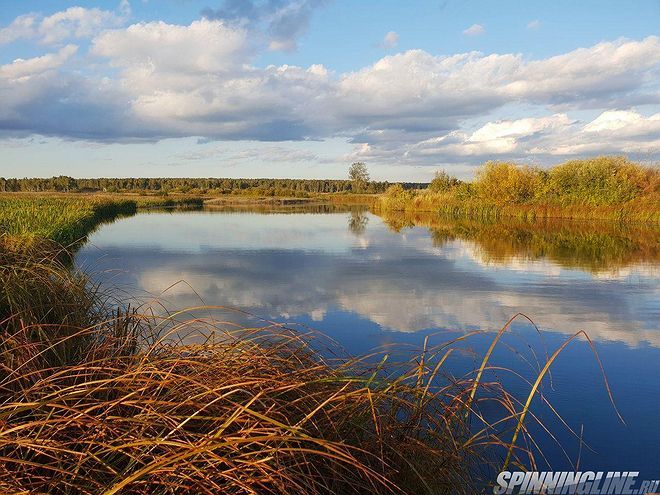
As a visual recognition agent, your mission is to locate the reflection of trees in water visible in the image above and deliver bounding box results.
[378,210,659,274]
[348,210,369,236]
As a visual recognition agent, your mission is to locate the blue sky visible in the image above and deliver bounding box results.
[1,0,659,180]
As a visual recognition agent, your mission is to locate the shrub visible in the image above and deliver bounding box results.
[378,184,416,211]
[429,171,461,193]
[475,162,545,205]
[545,156,658,205]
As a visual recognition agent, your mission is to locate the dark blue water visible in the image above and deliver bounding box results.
[76,208,660,478]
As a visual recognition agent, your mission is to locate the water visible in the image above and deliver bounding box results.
[76,207,660,478]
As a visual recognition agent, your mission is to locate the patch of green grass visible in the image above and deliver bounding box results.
[0,197,137,247]
[0,194,204,248]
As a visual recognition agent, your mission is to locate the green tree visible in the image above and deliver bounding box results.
[348,162,370,192]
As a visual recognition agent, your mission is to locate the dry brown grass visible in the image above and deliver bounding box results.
[0,314,505,494]
[0,239,622,494]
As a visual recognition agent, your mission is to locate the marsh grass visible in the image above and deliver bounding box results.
[0,190,628,493]
[377,157,660,223]
[0,194,204,249]
[0,196,136,247]
[0,238,625,494]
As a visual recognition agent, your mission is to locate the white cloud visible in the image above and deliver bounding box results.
[0,6,128,46]
[583,109,660,134]
[0,45,78,80]
[0,15,37,44]
[381,31,399,49]
[92,19,250,73]
[526,20,541,30]
[548,110,660,155]
[400,110,660,162]
[463,23,485,36]
[0,5,659,168]
[334,37,660,136]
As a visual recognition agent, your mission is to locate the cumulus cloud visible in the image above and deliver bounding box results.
[463,23,485,36]
[0,5,128,45]
[0,45,78,80]
[91,19,251,73]
[373,110,660,164]
[0,2,659,167]
[86,18,335,141]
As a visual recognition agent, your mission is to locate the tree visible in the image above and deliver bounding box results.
[348,162,370,192]
[429,170,461,192]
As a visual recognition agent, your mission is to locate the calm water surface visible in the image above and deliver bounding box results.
[76,207,660,477]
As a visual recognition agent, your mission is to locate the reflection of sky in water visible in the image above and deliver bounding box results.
[78,210,658,346]
[76,209,660,477]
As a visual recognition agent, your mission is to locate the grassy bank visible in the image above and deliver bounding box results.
[0,195,501,493]
[0,238,552,494]
[377,157,659,223]
[0,194,203,248]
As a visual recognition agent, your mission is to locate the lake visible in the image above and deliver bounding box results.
[76,206,660,478]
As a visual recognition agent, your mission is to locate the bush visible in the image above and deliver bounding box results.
[378,184,416,210]
[475,162,545,205]
[429,171,461,193]
[546,156,659,205]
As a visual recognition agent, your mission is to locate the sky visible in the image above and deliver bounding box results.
[0,0,659,180]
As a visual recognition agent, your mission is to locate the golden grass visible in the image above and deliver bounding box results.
[2,241,620,493]
[377,157,660,223]
[5,306,601,494]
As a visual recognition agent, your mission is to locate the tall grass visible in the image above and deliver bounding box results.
[0,194,204,249]
[0,239,625,493]
[0,197,136,247]
[377,156,660,223]
[0,240,519,494]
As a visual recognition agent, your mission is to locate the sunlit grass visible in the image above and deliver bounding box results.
[0,194,203,248]
[0,238,625,493]
[0,185,630,493]
[377,156,660,222]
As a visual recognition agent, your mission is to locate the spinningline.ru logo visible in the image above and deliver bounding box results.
[493,471,660,495]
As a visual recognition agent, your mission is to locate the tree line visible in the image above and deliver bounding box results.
[0,176,427,196]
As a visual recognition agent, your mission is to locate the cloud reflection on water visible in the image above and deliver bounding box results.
[76,210,659,347]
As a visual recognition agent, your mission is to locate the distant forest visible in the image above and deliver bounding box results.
[0,176,427,196]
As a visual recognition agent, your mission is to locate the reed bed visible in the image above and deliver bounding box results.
[0,196,136,248]
[0,193,625,493]
[377,157,660,223]
[0,319,484,494]
[0,195,204,249]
